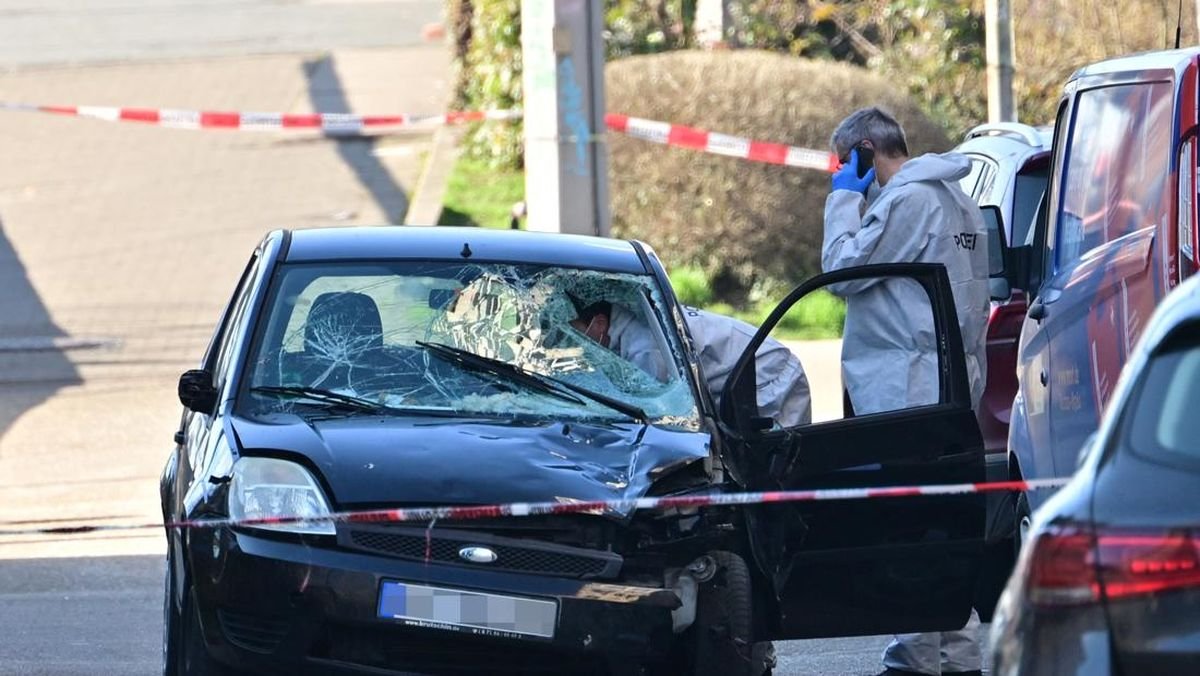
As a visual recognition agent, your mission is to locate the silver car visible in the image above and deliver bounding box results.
[989,273,1200,675]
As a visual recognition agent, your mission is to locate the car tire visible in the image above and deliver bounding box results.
[689,551,774,676]
[1015,492,1032,556]
[163,558,182,676]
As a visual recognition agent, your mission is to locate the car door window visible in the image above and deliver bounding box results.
[745,274,943,424]
[1039,100,1071,291]
[212,254,262,388]
[1125,322,1200,462]
[1057,82,1172,269]
[1011,163,1049,249]
[959,154,997,201]
[722,265,986,639]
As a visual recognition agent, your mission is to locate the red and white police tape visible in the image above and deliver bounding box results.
[0,101,522,133]
[0,101,840,171]
[0,477,1068,539]
[603,113,840,172]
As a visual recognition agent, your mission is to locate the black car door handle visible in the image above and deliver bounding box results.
[173,430,185,445]
[1028,300,1047,322]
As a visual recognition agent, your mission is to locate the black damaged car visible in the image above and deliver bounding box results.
[162,226,1003,675]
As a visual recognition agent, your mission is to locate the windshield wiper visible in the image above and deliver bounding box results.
[250,385,389,414]
[416,341,649,424]
[417,341,584,406]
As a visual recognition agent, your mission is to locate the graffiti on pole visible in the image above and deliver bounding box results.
[557,57,590,177]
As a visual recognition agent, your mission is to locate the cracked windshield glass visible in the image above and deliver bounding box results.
[241,261,698,426]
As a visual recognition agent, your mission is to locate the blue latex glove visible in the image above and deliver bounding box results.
[831,148,876,195]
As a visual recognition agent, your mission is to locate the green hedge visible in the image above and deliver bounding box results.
[607,50,949,306]
[461,0,523,169]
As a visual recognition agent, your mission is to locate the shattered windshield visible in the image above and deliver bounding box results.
[238,261,699,427]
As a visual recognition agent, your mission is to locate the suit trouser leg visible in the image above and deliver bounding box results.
[882,632,942,675]
[881,609,981,675]
[939,609,982,672]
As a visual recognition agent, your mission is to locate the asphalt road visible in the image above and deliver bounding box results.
[0,2,981,674]
[0,554,906,676]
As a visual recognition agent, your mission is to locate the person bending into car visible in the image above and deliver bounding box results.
[824,107,990,676]
[571,300,812,427]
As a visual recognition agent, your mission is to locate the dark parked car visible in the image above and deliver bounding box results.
[162,227,995,675]
[990,274,1200,675]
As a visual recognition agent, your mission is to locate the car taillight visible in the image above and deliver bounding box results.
[1096,531,1200,599]
[1027,526,1098,606]
[987,295,1028,341]
[1026,526,1200,607]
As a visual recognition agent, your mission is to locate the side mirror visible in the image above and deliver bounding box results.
[178,369,218,413]
[980,205,1007,278]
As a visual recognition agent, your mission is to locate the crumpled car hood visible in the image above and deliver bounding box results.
[230,415,711,517]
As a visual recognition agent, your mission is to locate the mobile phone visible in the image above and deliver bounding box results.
[854,145,875,179]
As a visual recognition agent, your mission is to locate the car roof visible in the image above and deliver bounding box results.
[1071,47,1200,81]
[956,123,1052,159]
[279,226,650,274]
[955,124,1052,187]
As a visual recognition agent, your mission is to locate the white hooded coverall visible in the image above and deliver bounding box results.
[683,307,812,428]
[823,152,989,675]
[604,305,811,427]
[607,304,672,383]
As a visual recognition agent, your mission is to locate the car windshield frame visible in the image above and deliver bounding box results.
[235,259,701,428]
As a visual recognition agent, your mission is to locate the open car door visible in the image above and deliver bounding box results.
[721,263,986,639]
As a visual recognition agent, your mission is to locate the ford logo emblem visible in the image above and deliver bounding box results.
[458,546,498,564]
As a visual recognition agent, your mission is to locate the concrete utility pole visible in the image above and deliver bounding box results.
[521,0,611,236]
[695,0,733,48]
[985,0,1016,123]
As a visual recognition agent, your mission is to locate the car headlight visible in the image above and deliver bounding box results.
[228,457,336,535]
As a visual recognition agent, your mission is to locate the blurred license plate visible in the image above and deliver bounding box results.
[377,581,557,640]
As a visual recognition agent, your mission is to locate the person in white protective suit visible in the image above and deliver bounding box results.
[823,107,989,676]
[568,301,811,427]
[681,306,811,428]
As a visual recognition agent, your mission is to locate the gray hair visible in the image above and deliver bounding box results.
[830,107,910,159]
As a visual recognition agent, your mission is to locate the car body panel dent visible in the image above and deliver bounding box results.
[230,415,710,516]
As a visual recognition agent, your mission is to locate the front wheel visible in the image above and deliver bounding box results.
[689,551,774,676]
[1015,492,1032,556]
[163,558,182,676]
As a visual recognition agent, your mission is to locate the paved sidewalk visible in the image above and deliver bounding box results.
[0,45,449,559]
[0,0,442,68]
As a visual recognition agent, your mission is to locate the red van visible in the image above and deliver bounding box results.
[1010,48,1200,517]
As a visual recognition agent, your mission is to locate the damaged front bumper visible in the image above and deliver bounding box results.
[187,526,686,674]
